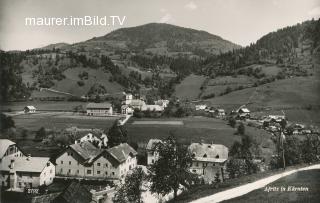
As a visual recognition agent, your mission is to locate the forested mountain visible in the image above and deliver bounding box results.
[201,19,320,77]
[70,23,241,56]
[1,19,319,102]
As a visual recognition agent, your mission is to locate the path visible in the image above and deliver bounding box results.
[190,164,320,203]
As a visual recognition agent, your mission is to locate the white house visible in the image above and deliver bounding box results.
[154,100,170,108]
[237,107,250,118]
[121,105,134,115]
[188,143,228,183]
[215,109,226,117]
[0,156,55,190]
[55,142,137,180]
[86,103,113,116]
[24,106,36,113]
[195,104,207,111]
[75,132,108,148]
[141,105,164,112]
[146,139,163,165]
[0,139,25,161]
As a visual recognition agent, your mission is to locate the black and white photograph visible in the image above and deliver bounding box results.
[0,0,320,202]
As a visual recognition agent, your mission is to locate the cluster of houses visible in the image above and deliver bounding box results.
[121,93,169,115]
[85,93,169,117]
[195,104,226,118]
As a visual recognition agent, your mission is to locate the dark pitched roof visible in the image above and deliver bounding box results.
[54,182,92,203]
[69,141,103,164]
[86,102,112,109]
[106,143,137,164]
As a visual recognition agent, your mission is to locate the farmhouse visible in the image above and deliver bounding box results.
[55,142,137,180]
[141,104,164,112]
[75,132,108,148]
[154,99,170,108]
[0,139,25,161]
[121,105,134,115]
[86,102,113,116]
[188,143,228,183]
[24,105,36,113]
[215,109,226,117]
[146,139,163,165]
[0,156,55,190]
[236,107,250,118]
[195,104,207,111]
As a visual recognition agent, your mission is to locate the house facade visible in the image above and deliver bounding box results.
[188,143,228,183]
[86,103,113,116]
[0,139,25,161]
[55,142,137,180]
[0,156,55,190]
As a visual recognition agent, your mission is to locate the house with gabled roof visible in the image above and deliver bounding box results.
[55,142,137,180]
[0,139,25,161]
[0,156,55,190]
[188,143,228,183]
[86,102,113,116]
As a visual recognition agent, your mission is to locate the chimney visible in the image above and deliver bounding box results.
[9,159,15,169]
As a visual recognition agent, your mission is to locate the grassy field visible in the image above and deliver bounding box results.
[11,112,117,131]
[127,117,275,160]
[174,74,207,100]
[53,67,124,96]
[0,101,86,112]
[224,169,320,203]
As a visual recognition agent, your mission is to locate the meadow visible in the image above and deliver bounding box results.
[174,74,207,100]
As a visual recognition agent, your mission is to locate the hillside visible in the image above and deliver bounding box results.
[70,23,241,56]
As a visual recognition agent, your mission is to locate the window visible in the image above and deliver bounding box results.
[152,159,154,164]
[77,170,79,174]
[97,163,101,166]
[192,170,196,173]
[112,172,115,176]
[105,172,108,175]
[50,169,52,174]
[61,161,63,164]
[196,162,199,167]
[87,170,92,174]
[97,171,101,174]
[215,155,219,158]
[67,152,70,156]
[19,182,22,187]
[69,161,71,165]
[105,163,108,167]
[68,169,71,174]
[203,154,207,158]
[60,168,63,173]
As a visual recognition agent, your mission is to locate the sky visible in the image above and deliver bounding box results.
[0,0,320,51]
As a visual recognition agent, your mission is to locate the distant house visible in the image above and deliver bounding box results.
[195,104,207,111]
[0,139,25,161]
[86,103,113,116]
[237,107,250,118]
[121,105,134,115]
[154,100,170,108]
[24,106,36,113]
[55,142,137,179]
[0,156,55,190]
[215,109,226,117]
[75,132,108,148]
[141,105,164,112]
[188,143,228,183]
[146,139,163,165]
[268,115,285,122]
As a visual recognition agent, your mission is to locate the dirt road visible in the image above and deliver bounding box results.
[190,164,320,203]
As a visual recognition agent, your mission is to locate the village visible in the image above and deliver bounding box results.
[1,91,319,203]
